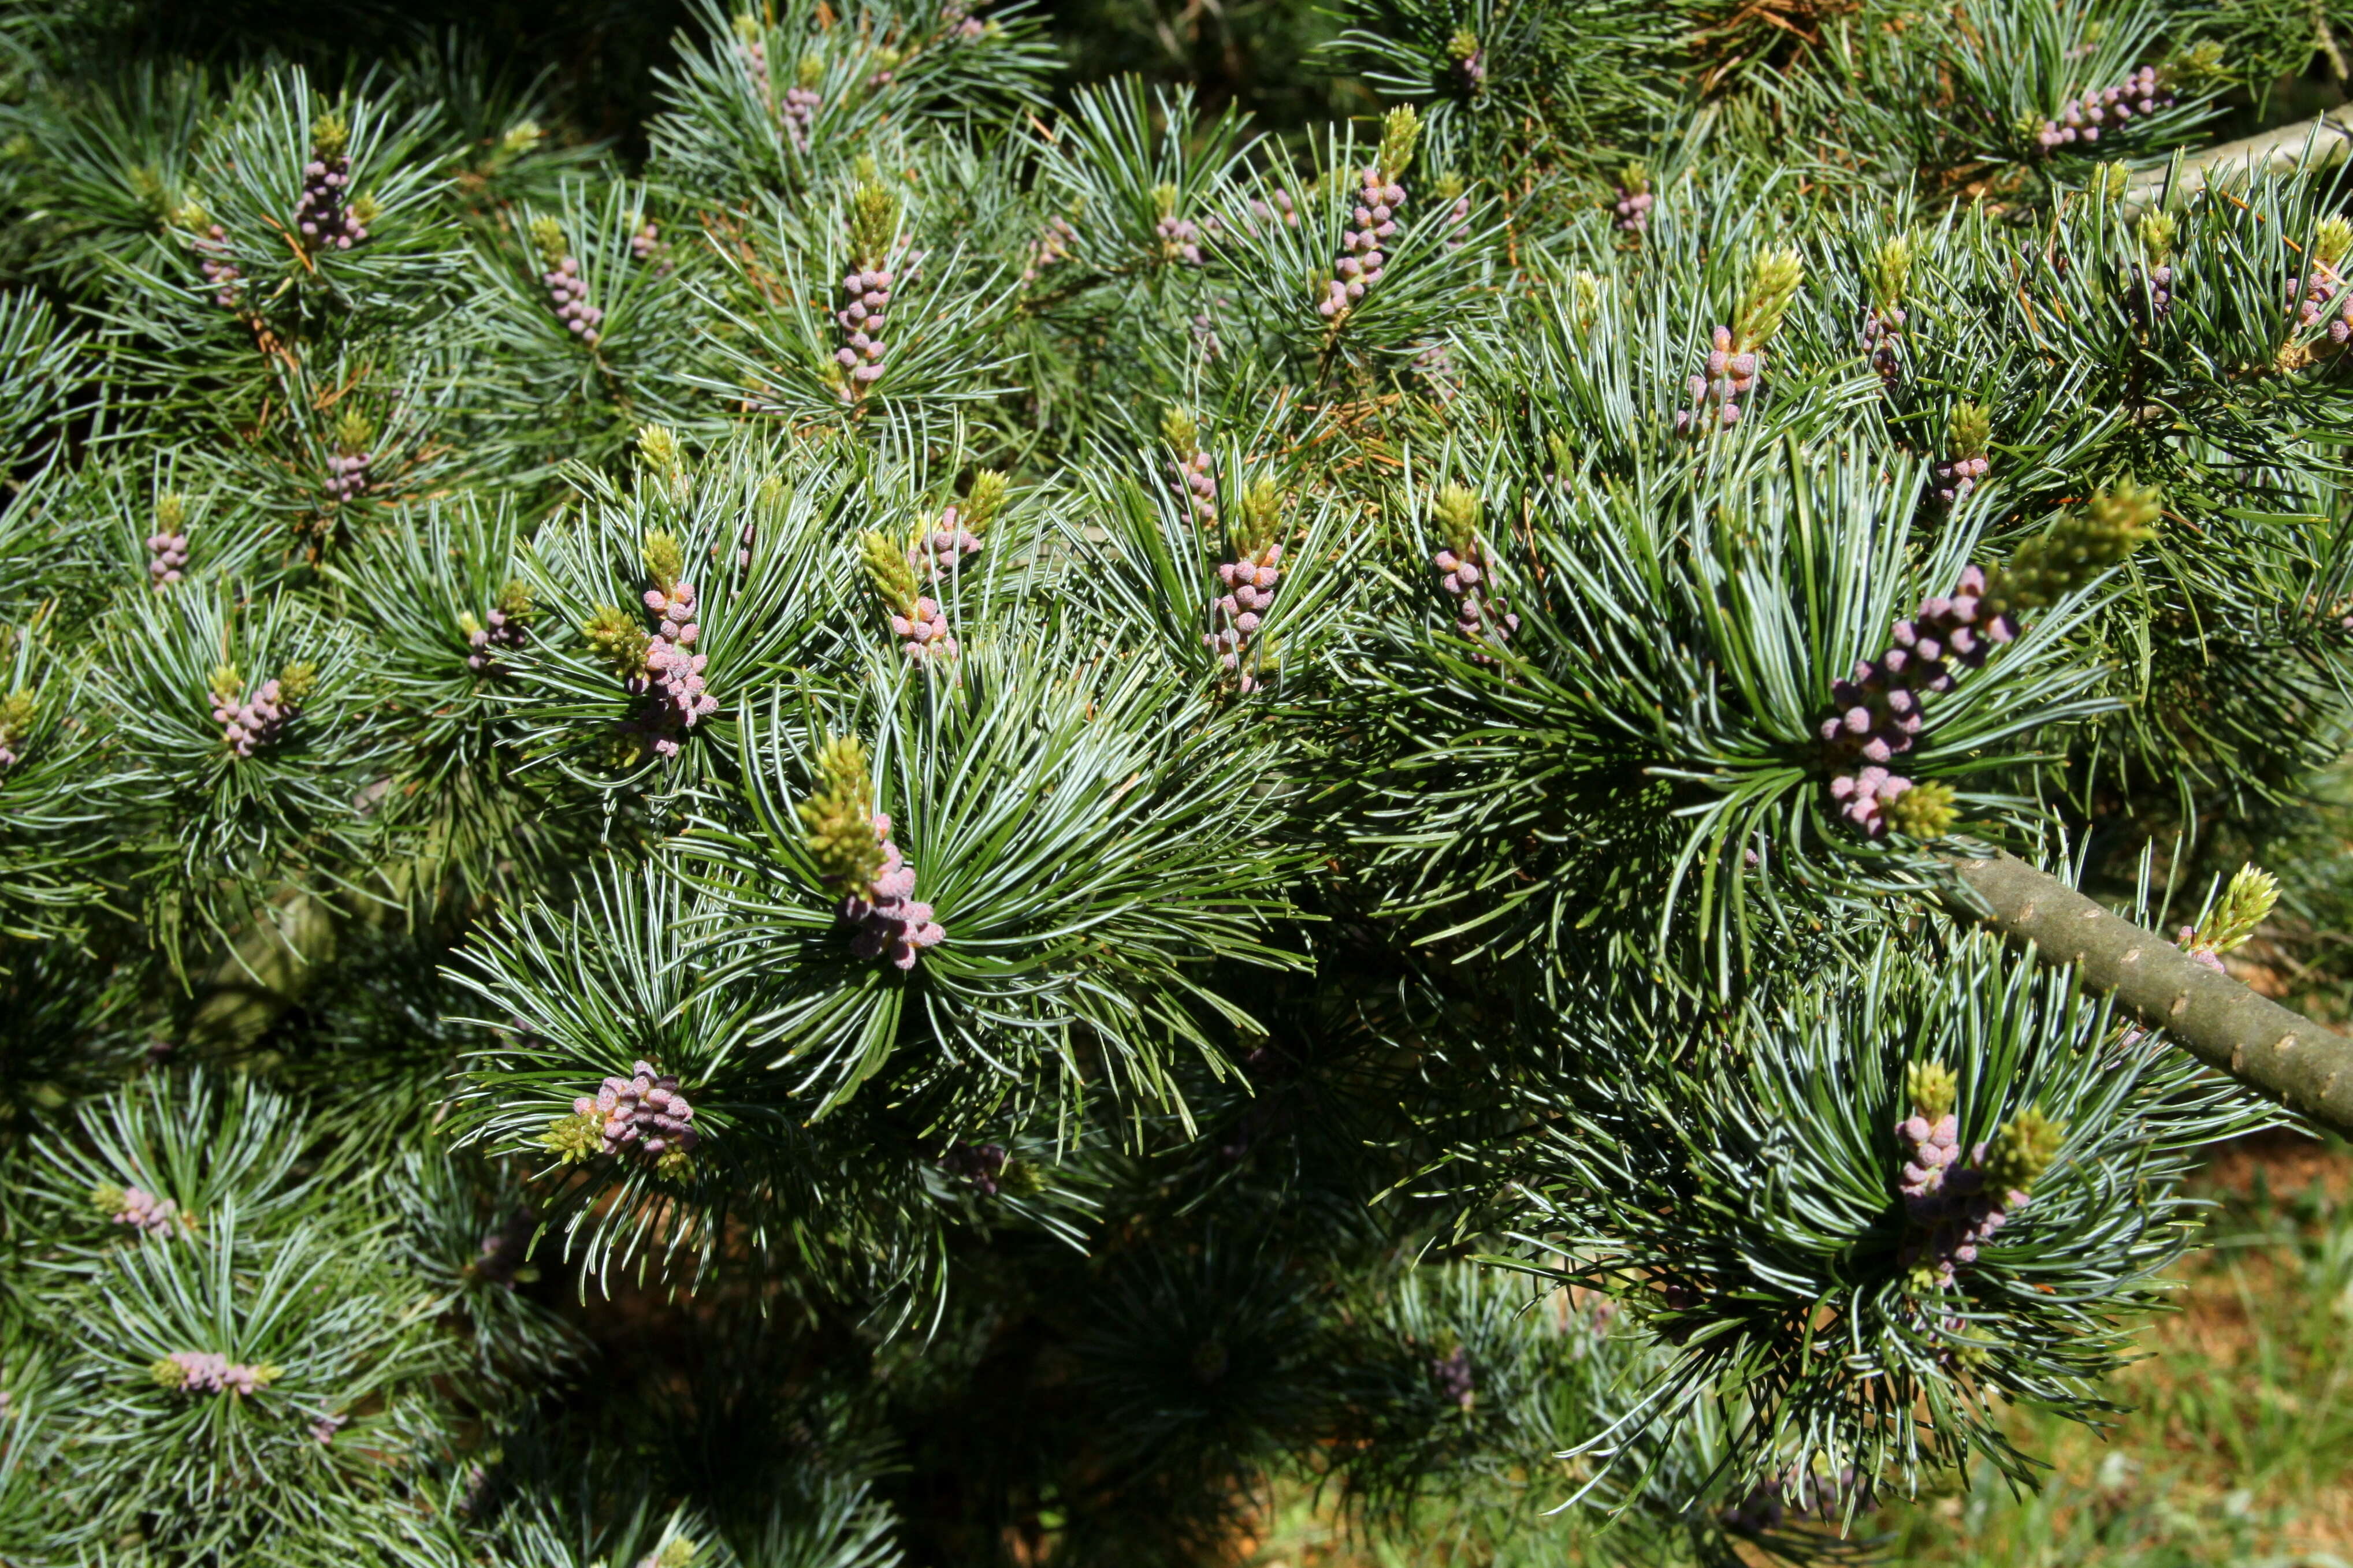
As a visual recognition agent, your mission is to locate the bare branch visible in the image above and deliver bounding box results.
[2125,105,2353,211]
[1943,852,2353,1137]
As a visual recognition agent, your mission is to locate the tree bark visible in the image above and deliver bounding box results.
[1942,852,2353,1138]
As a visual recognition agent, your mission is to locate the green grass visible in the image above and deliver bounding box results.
[1241,1135,2353,1568]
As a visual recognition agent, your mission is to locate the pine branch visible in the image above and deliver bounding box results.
[2125,103,2353,210]
[184,887,337,1053]
[1945,853,2353,1137]
[2314,0,2350,92]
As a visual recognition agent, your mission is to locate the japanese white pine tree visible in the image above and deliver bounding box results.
[3,0,2353,1563]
